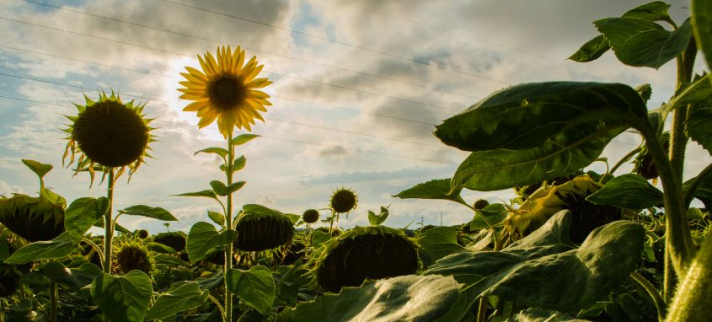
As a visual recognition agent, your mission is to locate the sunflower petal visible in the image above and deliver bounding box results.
[198,54,214,76]
[182,101,207,112]
[245,64,264,82]
[206,52,220,75]
[246,78,271,88]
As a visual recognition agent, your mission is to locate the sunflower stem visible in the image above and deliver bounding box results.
[225,133,235,322]
[103,167,115,322]
[49,282,58,322]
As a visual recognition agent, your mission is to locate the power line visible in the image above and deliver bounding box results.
[0,94,456,165]
[159,0,511,85]
[0,16,461,113]
[0,44,438,126]
[19,0,485,102]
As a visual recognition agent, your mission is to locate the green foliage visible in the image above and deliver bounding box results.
[367,206,389,226]
[5,232,76,264]
[568,35,610,62]
[278,275,464,322]
[692,0,712,69]
[187,222,236,262]
[393,178,464,202]
[90,271,153,322]
[417,226,465,268]
[586,174,664,209]
[145,281,208,320]
[665,235,712,321]
[470,203,508,231]
[426,211,645,312]
[231,133,260,146]
[65,197,109,241]
[119,205,177,222]
[226,265,276,316]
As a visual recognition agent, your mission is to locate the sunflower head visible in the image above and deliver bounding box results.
[330,188,358,214]
[63,90,155,184]
[135,229,149,239]
[179,45,272,138]
[473,199,490,210]
[116,242,153,275]
[302,209,320,224]
[151,232,187,253]
[0,194,65,242]
[233,206,294,252]
[312,226,420,293]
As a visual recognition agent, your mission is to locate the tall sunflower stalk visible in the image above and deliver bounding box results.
[179,45,271,322]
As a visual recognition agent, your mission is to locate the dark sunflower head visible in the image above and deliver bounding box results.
[63,90,155,185]
[234,207,295,252]
[0,194,65,242]
[473,199,490,210]
[136,229,149,239]
[302,209,320,224]
[151,232,187,253]
[116,242,153,275]
[559,191,622,244]
[330,188,358,214]
[313,226,420,293]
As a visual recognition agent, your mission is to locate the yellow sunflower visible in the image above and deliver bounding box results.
[62,90,155,184]
[178,46,272,138]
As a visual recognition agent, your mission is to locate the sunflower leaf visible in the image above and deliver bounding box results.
[226,266,275,316]
[693,0,712,69]
[210,180,229,196]
[207,210,225,226]
[232,155,247,173]
[621,1,671,22]
[65,197,110,242]
[568,35,610,62]
[175,190,219,201]
[393,178,464,203]
[226,181,246,195]
[5,232,78,264]
[91,271,153,322]
[187,222,237,262]
[586,174,664,209]
[21,159,53,182]
[119,205,178,222]
[145,281,208,320]
[367,206,389,226]
[194,147,229,160]
[231,134,260,146]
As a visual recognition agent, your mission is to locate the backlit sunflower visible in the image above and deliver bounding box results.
[178,45,272,138]
[62,90,155,184]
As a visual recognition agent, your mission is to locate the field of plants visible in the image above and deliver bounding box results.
[1,1,712,321]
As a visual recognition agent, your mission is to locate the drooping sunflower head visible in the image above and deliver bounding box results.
[151,231,187,253]
[233,205,294,252]
[0,194,65,242]
[302,209,320,224]
[116,242,153,275]
[311,226,420,293]
[179,45,272,138]
[330,188,358,214]
[62,90,155,183]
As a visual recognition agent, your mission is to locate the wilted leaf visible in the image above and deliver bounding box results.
[426,211,645,312]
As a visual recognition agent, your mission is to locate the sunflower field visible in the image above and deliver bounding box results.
[1,1,712,321]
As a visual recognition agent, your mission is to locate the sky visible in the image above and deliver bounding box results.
[0,0,709,233]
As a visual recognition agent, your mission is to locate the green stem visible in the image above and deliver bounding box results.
[225,134,235,322]
[103,168,115,322]
[207,294,226,320]
[476,297,487,322]
[630,272,666,321]
[49,282,58,322]
[684,162,712,207]
[609,147,642,176]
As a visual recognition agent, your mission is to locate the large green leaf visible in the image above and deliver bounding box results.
[393,178,464,203]
[688,102,712,155]
[145,281,209,320]
[43,261,102,292]
[187,222,236,262]
[435,82,646,152]
[226,265,276,316]
[621,1,671,22]
[5,232,77,264]
[418,226,465,268]
[277,275,464,322]
[587,174,664,209]
[65,197,109,242]
[426,211,645,312]
[119,205,177,222]
[450,127,623,191]
[665,74,712,113]
[470,203,508,231]
[595,18,692,69]
[692,0,712,69]
[568,35,610,63]
[91,271,153,322]
[684,174,712,208]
